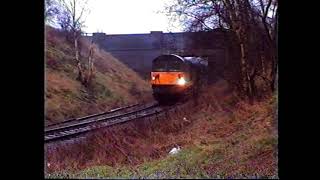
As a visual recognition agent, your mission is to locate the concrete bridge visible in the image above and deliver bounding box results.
[84,28,239,80]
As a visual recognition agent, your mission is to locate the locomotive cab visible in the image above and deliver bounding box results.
[151,54,208,102]
[151,55,192,95]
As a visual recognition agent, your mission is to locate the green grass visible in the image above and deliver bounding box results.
[45,96,277,178]
[254,136,277,153]
[45,76,277,178]
[46,145,225,179]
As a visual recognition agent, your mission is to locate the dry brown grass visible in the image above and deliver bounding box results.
[45,26,152,125]
[45,79,277,178]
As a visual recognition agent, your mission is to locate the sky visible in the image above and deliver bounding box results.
[82,0,183,34]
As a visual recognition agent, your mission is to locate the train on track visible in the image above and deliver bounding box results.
[150,54,208,102]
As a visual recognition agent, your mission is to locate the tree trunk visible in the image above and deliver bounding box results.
[271,7,278,92]
[86,43,94,86]
[248,75,255,104]
[224,0,260,102]
[240,42,249,96]
[270,59,277,92]
[74,33,83,83]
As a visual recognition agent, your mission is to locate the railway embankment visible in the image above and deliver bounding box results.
[45,79,278,178]
[45,26,152,126]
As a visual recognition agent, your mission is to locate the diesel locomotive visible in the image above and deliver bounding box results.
[150,54,208,102]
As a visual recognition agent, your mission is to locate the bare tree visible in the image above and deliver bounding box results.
[56,0,94,86]
[165,0,277,103]
[258,0,278,91]
[45,0,60,25]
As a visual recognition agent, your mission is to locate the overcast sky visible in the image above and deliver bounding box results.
[82,0,183,34]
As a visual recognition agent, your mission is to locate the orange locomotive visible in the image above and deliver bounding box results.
[151,54,208,102]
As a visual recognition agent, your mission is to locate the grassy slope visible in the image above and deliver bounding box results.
[45,27,152,125]
[45,80,278,178]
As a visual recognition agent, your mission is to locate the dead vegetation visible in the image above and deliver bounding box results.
[45,79,277,178]
[45,26,152,125]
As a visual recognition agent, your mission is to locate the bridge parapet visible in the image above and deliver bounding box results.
[87,29,237,78]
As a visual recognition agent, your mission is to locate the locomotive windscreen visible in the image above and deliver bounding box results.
[152,55,185,72]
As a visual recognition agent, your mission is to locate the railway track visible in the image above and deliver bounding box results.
[45,103,142,129]
[44,101,171,143]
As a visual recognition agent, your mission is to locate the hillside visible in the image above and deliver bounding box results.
[45,26,152,125]
[45,79,278,178]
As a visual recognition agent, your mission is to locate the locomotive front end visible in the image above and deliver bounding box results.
[151,55,192,96]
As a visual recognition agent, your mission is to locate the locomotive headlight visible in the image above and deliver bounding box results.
[177,77,186,86]
[152,74,159,81]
